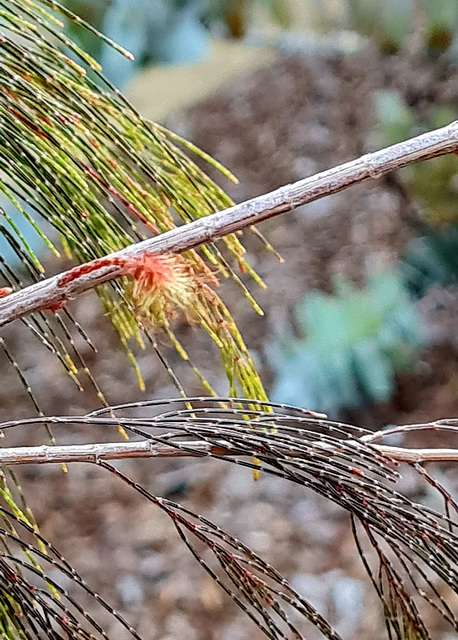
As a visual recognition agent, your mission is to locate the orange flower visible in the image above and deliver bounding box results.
[123,253,215,327]
[57,252,217,328]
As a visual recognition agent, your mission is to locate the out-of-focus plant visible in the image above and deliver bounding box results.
[375,90,458,302]
[374,90,458,227]
[345,0,458,57]
[425,0,458,55]
[372,90,418,147]
[269,270,422,415]
[59,0,110,58]
[402,224,458,297]
[203,0,291,38]
[63,0,291,87]
[62,1,211,88]
[99,0,209,87]
[345,0,414,55]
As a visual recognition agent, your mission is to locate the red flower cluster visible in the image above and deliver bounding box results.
[58,252,214,327]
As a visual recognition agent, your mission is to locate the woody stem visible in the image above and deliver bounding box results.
[1,120,458,326]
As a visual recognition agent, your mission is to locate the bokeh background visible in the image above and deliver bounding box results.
[1,1,457,638]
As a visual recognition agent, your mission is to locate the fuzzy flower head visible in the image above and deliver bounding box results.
[122,252,217,328]
[56,251,218,329]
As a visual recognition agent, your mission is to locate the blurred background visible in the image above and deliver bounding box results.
[1,1,457,638]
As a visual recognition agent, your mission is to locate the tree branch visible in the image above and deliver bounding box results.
[0,439,456,466]
[1,121,458,326]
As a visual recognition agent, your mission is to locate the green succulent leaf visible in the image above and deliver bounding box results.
[270,269,423,415]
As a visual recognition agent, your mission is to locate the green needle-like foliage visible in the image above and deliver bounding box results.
[0,4,455,640]
[0,5,270,636]
[0,0,268,403]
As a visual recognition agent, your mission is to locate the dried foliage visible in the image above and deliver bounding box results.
[0,399,456,639]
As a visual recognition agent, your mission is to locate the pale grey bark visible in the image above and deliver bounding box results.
[0,439,455,465]
[1,120,458,326]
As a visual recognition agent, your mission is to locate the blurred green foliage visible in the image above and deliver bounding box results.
[269,271,422,415]
[62,0,291,87]
[346,0,458,56]
[374,90,458,227]
[402,225,458,297]
[60,0,111,58]
[203,0,291,37]
[346,0,414,55]
[69,0,210,87]
[374,90,458,301]
[425,0,458,54]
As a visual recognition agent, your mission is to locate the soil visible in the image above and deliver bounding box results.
[0,50,457,639]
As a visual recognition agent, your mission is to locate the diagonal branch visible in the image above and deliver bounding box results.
[1,121,458,326]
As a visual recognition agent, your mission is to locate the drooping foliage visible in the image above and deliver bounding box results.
[0,399,456,639]
[0,0,270,404]
[0,3,271,637]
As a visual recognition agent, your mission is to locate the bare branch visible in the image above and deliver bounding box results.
[373,445,458,463]
[0,439,456,466]
[1,121,458,326]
